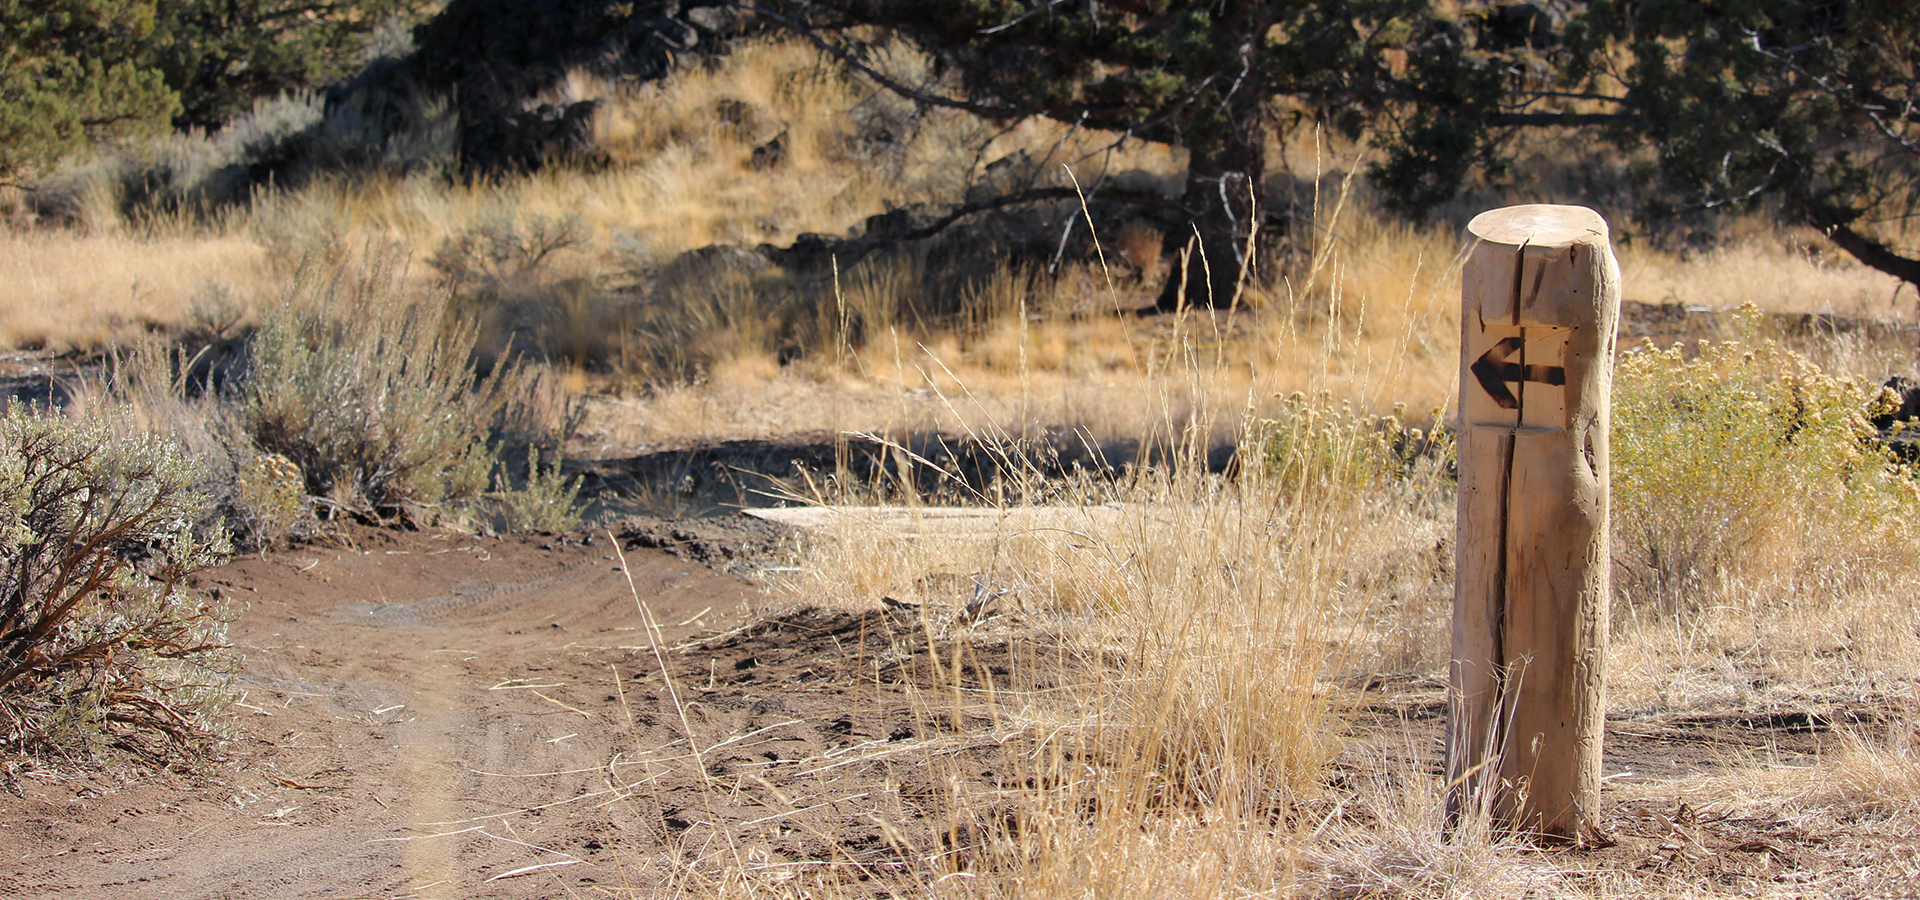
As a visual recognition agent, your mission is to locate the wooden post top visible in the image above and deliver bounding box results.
[1462,204,1618,331]
[1467,205,1610,250]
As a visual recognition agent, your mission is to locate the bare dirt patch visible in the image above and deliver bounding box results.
[1339,677,1909,895]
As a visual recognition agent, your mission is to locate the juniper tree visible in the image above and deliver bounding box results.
[750,0,1578,309]
[0,0,177,182]
[1,0,421,182]
[141,0,422,130]
[1582,0,1920,284]
[1360,0,1920,285]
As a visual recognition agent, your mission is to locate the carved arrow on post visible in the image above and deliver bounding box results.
[1471,336,1567,410]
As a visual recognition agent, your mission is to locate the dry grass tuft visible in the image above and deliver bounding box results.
[1621,230,1908,319]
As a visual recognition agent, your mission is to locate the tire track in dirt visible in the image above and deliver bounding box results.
[395,650,459,899]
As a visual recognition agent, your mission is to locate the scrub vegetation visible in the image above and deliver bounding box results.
[5,1,1920,895]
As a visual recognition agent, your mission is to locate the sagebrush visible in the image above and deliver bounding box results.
[0,406,236,762]
[241,249,552,525]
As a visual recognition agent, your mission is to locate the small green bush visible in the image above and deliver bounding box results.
[79,333,314,551]
[488,446,583,534]
[0,406,236,762]
[1611,311,1917,611]
[241,250,545,526]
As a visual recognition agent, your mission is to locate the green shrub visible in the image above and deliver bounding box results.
[0,406,236,762]
[1256,392,1451,494]
[76,332,317,551]
[140,0,420,131]
[240,250,545,526]
[0,1,177,184]
[1611,311,1917,611]
[487,446,582,534]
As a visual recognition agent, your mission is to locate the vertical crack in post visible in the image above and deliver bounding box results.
[1493,241,1528,775]
[1510,240,1529,417]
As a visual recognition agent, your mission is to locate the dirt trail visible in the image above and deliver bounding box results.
[0,525,849,899]
[1,518,1887,896]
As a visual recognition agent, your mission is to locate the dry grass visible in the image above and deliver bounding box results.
[0,231,270,351]
[569,193,1470,453]
[233,39,1179,264]
[751,240,1464,896]
[1620,228,1910,319]
[4,39,1907,426]
[776,485,1459,898]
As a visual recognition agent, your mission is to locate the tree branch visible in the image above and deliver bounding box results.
[730,1,1212,136]
[891,187,1186,244]
[728,2,1031,119]
[768,186,1189,269]
[1795,196,1920,286]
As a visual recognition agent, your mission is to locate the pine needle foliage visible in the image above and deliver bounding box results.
[0,0,177,182]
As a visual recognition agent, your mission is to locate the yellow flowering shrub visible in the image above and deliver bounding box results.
[1611,309,1916,611]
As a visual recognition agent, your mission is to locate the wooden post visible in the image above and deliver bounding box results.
[1448,205,1620,840]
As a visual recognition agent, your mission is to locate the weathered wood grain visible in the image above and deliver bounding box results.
[1448,204,1620,840]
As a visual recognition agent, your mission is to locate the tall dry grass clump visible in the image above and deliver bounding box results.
[950,470,1447,895]
[1619,230,1906,319]
[773,417,1461,895]
[772,250,1465,894]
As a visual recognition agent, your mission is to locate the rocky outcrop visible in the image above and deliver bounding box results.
[459,100,607,173]
[1872,376,1920,432]
[1872,375,1920,462]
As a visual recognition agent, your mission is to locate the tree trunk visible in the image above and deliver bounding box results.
[1155,117,1266,311]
